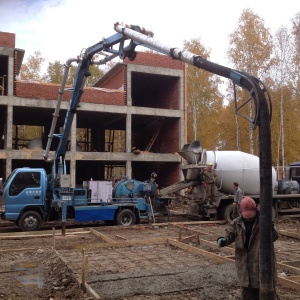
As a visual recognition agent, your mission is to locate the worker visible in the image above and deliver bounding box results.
[149,172,166,215]
[217,197,278,300]
[148,172,160,213]
[232,182,243,218]
[201,162,217,205]
[150,172,157,184]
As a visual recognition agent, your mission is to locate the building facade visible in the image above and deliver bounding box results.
[0,31,187,188]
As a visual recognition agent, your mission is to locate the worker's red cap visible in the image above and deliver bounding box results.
[240,197,257,219]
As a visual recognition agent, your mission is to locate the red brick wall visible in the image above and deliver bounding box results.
[15,81,125,105]
[0,32,15,48]
[124,52,185,70]
[99,66,126,89]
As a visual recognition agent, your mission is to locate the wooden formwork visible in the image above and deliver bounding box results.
[1,221,300,299]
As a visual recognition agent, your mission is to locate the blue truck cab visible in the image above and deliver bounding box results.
[0,168,48,230]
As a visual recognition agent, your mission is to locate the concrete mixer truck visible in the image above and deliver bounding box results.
[156,141,300,222]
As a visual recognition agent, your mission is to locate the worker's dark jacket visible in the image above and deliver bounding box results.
[219,214,278,288]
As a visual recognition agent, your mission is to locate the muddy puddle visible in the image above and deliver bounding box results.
[14,262,44,288]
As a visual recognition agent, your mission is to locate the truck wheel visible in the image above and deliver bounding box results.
[116,209,136,226]
[222,204,235,223]
[18,211,42,232]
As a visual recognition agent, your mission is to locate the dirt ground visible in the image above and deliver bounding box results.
[0,216,300,300]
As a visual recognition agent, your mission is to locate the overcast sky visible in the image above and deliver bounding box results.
[0,0,299,71]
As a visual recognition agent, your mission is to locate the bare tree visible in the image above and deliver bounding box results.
[273,27,293,178]
[291,12,300,97]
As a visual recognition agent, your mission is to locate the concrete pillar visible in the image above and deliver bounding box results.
[5,158,12,179]
[6,105,12,150]
[70,159,76,187]
[126,68,132,107]
[125,66,132,179]
[126,113,132,153]
[126,160,132,178]
[71,114,77,152]
[179,67,186,182]
[7,55,14,96]
[179,70,186,146]
[126,113,132,178]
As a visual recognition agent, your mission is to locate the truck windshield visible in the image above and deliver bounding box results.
[9,171,41,196]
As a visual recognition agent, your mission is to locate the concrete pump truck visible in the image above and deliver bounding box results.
[0,23,275,233]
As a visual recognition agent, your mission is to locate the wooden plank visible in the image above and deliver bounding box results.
[172,224,209,235]
[278,262,300,275]
[277,276,300,291]
[174,228,235,255]
[0,230,90,240]
[82,250,88,292]
[115,235,127,240]
[279,230,300,240]
[52,227,56,253]
[152,220,226,227]
[288,275,300,282]
[173,225,222,240]
[84,282,102,300]
[279,229,299,233]
[0,247,37,253]
[225,255,235,261]
[0,227,90,237]
[89,228,116,243]
[0,269,18,274]
[180,235,197,243]
[280,260,300,267]
[55,237,168,250]
[167,238,233,264]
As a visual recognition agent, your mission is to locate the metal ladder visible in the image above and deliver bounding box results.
[145,118,164,152]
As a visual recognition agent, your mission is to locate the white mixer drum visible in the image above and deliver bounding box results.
[206,151,276,195]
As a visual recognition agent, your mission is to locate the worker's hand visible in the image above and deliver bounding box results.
[217,237,226,247]
[232,202,237,206]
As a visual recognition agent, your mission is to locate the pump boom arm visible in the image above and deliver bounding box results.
[112,23,274,298]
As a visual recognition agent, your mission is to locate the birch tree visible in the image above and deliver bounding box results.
[19,51,46,81]
[227,8,273,155]
[183,38,223,149]
[272,27,293,178]
[291,12,300,97]
[47,60,104,86]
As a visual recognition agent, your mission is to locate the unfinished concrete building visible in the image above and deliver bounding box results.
[0,31,186,188]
